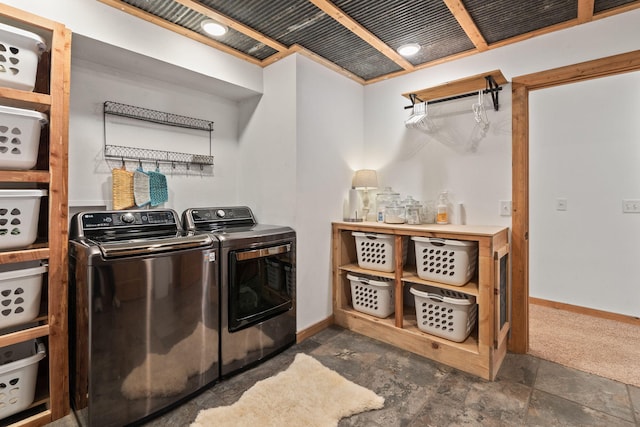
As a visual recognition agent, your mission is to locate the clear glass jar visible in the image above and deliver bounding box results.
[421,200,436,224]
[406,204,422,225]
[376,187,400,222]
[402,196,422,225]
[384,200,405,224]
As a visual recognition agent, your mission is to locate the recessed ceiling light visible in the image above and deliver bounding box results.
[397,43,421,57]
[201,19,228,37]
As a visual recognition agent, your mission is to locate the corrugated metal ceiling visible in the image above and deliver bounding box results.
[104,0,640,83]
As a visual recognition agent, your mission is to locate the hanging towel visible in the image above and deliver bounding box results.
[112,166,135,210]
[133,167,151,207]
[148,166,168,206]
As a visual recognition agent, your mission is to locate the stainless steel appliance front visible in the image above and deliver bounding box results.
[183,207,296,377]
[69,209,219,427]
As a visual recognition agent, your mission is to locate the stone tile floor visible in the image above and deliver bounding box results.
[51,325,640,426]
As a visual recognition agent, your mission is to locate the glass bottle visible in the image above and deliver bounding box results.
[436,191,449,224]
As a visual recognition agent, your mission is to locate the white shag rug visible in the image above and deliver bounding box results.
[190,353,385,427]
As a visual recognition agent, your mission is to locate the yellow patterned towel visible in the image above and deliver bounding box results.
[112,166,135,210]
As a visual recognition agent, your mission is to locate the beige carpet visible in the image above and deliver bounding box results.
[190,353,385,427]
[529,303,640,387]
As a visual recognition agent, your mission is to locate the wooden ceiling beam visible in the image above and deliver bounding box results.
[174,0,289,52]
[443,0,488,51]
[307,0,415,71]
[577,0,595,23]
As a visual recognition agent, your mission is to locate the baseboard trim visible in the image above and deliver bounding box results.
[296,315,334,343]
[530,297,640,326]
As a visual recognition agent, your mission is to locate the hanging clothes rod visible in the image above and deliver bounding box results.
[404,75,503,111]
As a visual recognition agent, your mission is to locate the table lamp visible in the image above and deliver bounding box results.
[352,169,378,221]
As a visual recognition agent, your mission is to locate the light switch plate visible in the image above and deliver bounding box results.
[499,200,512,216]
[623,199,640,213]
[556,198,567,211]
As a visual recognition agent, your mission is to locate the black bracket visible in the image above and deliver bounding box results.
[485,75,500,111]
[406,93,424,108]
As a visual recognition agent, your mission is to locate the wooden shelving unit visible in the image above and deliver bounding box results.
[332,221,510,380]
[0,5,70,426]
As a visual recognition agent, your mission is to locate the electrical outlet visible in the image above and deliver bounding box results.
[499,200,512,216]
[556,198,567,211]
[623,199,640,213]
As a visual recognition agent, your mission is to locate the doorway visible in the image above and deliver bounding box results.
[509,49,640,353]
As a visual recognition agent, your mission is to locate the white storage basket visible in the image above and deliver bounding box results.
[0,189,47,250]
[412,237,478,286]
[352,232,407,273]
[0,23,47,92]
[0,105,48,170]
[410,286,477,342]
[0,263,46,330]
[347,273,394,318]
[0,339,46,419]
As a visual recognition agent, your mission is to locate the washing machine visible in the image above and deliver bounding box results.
[69,209,219,426]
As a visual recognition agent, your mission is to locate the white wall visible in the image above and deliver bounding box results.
[362,9,640,229]
[295,55,364,330]
[69,53,242,213]
[236,56,297,226]
[530,71,640,317]
[364,82,512,226]
[237,54,364,330]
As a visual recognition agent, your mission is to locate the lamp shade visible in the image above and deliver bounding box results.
[352,169,378,189]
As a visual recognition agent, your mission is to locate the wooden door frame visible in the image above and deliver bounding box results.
[509,49,640,353]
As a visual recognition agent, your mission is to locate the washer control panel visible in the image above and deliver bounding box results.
[81,210,177,229]
[184,206,256,230]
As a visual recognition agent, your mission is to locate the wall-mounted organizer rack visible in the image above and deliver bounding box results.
[103,101,214,171]
[402,70,507,111]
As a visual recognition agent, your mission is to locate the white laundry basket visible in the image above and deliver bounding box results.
[0,189,47,250]
[0,339,46,420]
[352,232,407,273]
[347,273,394,318]
[410,286,477,342]
[412,237,478,286]
[0,105,48,170]
[0,23,47,92]
[0,263,46,330]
